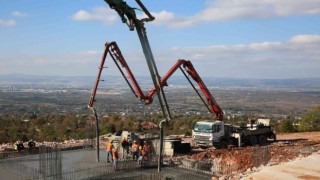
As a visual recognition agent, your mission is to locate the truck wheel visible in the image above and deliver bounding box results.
[258,135,267,145]
[220,142,228,149]
[268,133,276,142]
[200,146,208,149]
[228,139,234,146]
[214,144,221,149]
[249,136,258,146]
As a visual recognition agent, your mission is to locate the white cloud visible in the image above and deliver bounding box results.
[153,34,320,78]
[0,19,16,27]
[138,11,179,26]
[169,35,320,60]
[72,10,91,21]
[71,1,320,28]
[289,34,320,43]
[12,11,28,17]
[0,51,103,76]
[147,0,320,28]
[1,34,319,78]
[71,7,117,24]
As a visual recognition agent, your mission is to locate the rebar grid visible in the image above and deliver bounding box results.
[0,145,272,179]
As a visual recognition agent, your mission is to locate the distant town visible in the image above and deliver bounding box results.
[1,74,320,118]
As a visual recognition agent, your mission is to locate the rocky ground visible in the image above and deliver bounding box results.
[182,131,320,179]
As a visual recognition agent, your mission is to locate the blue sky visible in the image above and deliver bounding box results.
[0,0,320,79]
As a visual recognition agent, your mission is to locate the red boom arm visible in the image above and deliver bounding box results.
[88,41,146,108]
[88,43,223,120]
[145,59,224,120]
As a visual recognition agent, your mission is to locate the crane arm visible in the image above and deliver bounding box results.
[88,41,146,108]
[145,59,224,120]
[88,43,223,120]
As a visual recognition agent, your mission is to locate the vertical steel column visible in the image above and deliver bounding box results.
[135,25,172,122]
[92,108,100,162]
[136,25,171,173]
[158,119,166,172]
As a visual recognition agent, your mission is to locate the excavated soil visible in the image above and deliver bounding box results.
[182,132,320,175]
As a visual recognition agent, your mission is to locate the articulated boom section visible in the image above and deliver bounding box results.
[88,41,146,108]
[108,42,145,100]
[145,59,224,120]
[89,44,223,120]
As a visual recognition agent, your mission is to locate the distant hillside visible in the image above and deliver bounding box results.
[201,77,320,90]
[0,74,320,91]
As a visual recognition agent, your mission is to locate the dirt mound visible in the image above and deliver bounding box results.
[182,132,320,175]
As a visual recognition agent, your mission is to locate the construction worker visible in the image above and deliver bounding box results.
[106,140,114,163]
[137,144,143,165]
[16,140,24,152]
[28,139,36,153]
[138,144,143,157]
[121,138,129,157]
[112,146,119,171]
[143,140,150,159]
[131,140,139,160]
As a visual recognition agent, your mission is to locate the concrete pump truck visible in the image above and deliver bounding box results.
[89,0,276,152]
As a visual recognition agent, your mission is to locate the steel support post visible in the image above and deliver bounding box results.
[91,108,100,162]
[136,26,171,173]
[135,27,172,121]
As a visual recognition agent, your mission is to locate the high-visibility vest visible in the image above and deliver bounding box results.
[113,151,119,160]
[107,143,113,152]
[143,145,150,152]
[132,144,138,152]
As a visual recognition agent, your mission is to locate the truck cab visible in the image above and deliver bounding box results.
[193,119,276,149]
[192,121,226,147]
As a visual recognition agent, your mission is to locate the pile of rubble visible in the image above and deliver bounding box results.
[182,131,320,177]
[185,147,260,174]
[270,140,319,165]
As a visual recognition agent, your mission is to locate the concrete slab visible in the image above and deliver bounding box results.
[0,165,22,180]
[0,148,110,180]
[0,148,214,180]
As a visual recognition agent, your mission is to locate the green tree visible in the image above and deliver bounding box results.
[106,124,116,134]
[0,130,10,143]
[299,106,320,131]
[136,122,142,132]
[279,119,296,132]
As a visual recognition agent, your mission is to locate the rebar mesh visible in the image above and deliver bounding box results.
[252,145,271,167]
[0,145,272,179]
[39,144,62,180]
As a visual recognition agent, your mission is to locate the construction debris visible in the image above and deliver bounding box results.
[180,131,320,176]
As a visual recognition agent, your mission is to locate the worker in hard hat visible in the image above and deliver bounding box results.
[138,144,143,166]
[106,139,114,163]
[121,138,129,158]
[112,146,119,171]
[131,140,139,160]
[143,140,150,159]
[28,139,36,153]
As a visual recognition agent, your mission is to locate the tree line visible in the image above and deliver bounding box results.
[0,106,319,143]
